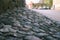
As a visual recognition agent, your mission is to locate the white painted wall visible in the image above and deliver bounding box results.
[53,0,60,10]
[26,0,40,4]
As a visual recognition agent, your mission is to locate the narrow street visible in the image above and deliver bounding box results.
[32,9,60,22]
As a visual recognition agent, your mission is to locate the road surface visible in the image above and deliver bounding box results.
[32,9,60,22]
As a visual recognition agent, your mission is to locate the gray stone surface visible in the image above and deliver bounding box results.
[25,36,42,40]
[0,8,60,40]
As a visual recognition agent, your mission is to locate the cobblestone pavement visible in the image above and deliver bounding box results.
[0,8,60,40]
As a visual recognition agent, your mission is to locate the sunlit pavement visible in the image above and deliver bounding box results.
[32,9,60,22]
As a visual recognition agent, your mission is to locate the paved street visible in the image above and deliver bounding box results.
[32,9,60,22]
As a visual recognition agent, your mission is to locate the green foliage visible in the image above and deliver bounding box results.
[33,3,46,8]
[44,0,53,9]
[32,0,53,9]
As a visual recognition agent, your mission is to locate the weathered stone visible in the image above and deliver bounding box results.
[53,32,60,38]
[25,36,42,40]
[13,21,21,27]
[0,25,12,32]
[45,36,57,40]
[34,33,48,37]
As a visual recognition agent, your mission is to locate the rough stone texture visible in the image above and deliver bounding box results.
[0,7,60,40]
